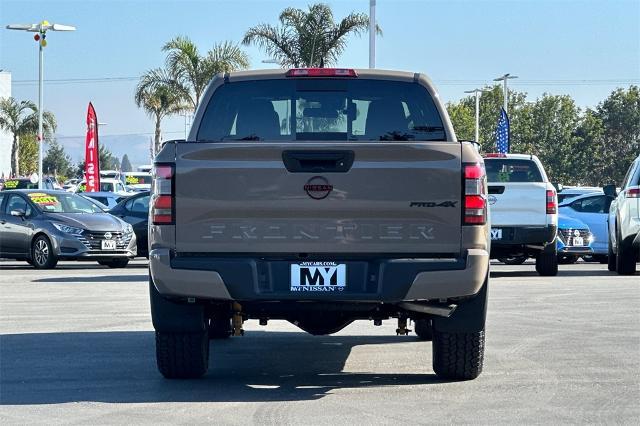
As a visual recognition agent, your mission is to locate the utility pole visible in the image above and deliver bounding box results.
[493,73,518,113]
[369,0,376,68]
[464,88,488,143]
[6,21,75,188]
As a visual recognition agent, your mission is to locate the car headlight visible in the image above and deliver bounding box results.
[124,224,133,234]
[53,223,85,236]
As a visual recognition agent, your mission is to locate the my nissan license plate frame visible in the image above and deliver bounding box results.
[290,261,347,292]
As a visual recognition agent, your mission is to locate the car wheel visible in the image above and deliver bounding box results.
[607,232,617,272]
[208,316,232,339]
[536,244,558,276]
[31,235,58,269]
[156,331,209,379]
[616,229,637,275]
[498,256,527,265]
[414,319,433,341]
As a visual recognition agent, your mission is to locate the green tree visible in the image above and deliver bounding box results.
[594,85,640,185]
[446,101,475,141]
[523,94,582,183]
[135,78,188,153]
[121,154,133,172]
[75,145,120,177]
[138,37,249,111]
[0,97,56,177]
[18,133,38,175]
[448,86,529,152]
[43,139,73,179]
[243,3,380,68]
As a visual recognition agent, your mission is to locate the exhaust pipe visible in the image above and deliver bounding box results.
[398,302,457,318]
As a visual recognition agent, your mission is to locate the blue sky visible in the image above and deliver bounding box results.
[1,0,639,165]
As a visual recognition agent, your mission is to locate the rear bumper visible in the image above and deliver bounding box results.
[149,248,489,302]
[490,225,557,247]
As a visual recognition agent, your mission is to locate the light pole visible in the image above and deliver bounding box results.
[493,73,518,114]
[464,88,489,143]
[369,0,376,68]
[6,21,75,188]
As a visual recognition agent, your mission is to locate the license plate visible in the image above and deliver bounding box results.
[290,262,346,292]
[491,228,503,240]
[571,236,584,246]
[101,240,117,250]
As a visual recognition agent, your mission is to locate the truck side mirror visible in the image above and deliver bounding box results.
[603,184,617,198]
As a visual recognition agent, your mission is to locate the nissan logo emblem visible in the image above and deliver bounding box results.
[488,195,497,205]
[104,232,112,240]
[304,176,333,200]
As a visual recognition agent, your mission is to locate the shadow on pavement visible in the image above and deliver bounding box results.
[33,275,146,283]
[491,269,615,278]
[0,331,440,405]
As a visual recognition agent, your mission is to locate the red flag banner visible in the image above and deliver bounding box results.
[84,102,100,192]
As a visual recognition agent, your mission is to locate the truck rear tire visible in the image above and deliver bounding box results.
[535,244,558,276]
[616,231,637,275]
[155,331,209,379]
[208,316,232,339]
[414,319,433,341]
[432,329,484,380]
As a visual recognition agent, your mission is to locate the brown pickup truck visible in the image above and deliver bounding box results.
[148,68,490,380]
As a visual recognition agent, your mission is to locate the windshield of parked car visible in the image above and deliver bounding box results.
[197,79,446,142]
[27,192,103,213]
[485,159,543,183]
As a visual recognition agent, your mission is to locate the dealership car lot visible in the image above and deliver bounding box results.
[0,259,638,424]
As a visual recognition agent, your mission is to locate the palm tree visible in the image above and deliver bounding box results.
[0,97,56,177]
[243,3,380,68]
[138,37,250,111]
[135,75,189,154]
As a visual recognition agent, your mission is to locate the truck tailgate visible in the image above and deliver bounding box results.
[489,182,548,226]
[174,142,462,254]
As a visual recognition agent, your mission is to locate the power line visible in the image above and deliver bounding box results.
[55,130,185,139]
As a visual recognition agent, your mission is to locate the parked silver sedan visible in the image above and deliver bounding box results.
[0,190,136,269]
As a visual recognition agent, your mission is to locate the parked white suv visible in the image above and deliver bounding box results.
[606,154,640,275]
[484,153,558,275]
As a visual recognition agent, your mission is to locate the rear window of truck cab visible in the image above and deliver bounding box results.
[197,79,446,142]
[485,159,543,183]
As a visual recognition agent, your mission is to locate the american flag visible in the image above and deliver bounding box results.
[495,107,510,154]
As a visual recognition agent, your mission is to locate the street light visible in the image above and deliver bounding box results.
[493,73,518,114]
[6,21,75,189]
[464,88,489,143]
[261,59,280,65]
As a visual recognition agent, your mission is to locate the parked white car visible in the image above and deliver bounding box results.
[606,154,640,275]
[484,153,559,276]
[75,178,130,196]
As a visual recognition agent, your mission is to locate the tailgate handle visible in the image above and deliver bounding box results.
[488,185,505,194]
[282,150,354,173]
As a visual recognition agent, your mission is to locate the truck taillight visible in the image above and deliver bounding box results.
[546,189,557,214]
[152,164,174,225]
[625,187,640,198]
[463,163,487,225]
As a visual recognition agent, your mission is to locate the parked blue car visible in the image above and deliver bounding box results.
[559,192,614,262]
[556,214,593,263]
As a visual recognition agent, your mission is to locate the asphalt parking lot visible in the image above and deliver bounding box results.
[0,259,638,424]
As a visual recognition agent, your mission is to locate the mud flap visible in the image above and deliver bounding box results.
[149,278,207,333]
[432,275,488,333]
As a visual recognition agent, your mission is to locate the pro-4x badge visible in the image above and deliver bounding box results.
[409,201,457,207]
